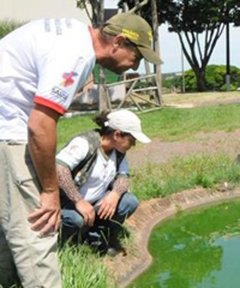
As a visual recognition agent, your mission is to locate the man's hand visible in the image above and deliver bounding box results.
[75,199,95,227]
[28,191,61,237]
[97,191,120,220]
[27,104,61,237]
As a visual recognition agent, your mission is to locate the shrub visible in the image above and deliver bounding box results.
[184,65,240,92]
[0,19,25,39]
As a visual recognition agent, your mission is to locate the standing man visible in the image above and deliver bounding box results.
[0,13,161,288]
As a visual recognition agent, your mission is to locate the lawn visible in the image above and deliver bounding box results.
[58,101,240,147]
[57,97,240,288]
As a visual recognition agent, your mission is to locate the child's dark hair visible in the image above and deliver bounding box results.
[92,110,115,136]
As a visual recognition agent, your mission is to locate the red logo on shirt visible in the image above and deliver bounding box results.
[61,71,78,87]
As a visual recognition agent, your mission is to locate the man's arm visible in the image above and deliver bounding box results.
[27,104,61,236]
[111,175,130,196]
[56,164,82,204]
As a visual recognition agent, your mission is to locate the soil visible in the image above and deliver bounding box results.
[128,129,240,168]
[104,97,240,288]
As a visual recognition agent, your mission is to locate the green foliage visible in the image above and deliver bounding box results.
[184,65,240,92]
[184,70,197,91]
[0,20,24,39]
[76,0,88,9]
[132,153,240,200]
[76,0,101,25]
[162,73,182,90]
[57,102,240,287]
[57,113,97,150]
[118,0,240,29]
[119,0,240,91]
[140,104,240,141]
[59,245,115,288]
[93,64,120,84]
[57,103,240,208]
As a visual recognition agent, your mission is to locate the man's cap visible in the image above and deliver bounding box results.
[103,13,162,65]
[105,109,151,144]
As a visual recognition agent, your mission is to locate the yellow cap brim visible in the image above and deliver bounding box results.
[138,46,163,65]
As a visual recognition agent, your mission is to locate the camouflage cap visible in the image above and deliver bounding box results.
[103,13,162,65]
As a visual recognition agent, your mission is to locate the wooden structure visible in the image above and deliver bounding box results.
[105,73,161,111]
[74,1,162,113]
[103,0,162,112]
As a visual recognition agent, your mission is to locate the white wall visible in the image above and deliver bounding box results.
[0,0,90,23]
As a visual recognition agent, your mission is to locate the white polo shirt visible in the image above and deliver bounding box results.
[0,18,95,141]
[56,136,129,203]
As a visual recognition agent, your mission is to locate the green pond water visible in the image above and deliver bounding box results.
[129,200,240,288]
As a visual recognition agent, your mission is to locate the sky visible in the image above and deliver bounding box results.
[105,0,240,74]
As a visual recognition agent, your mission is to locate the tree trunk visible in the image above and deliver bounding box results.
[98,67,110,111]
[151,0,162,105]
[194,68,207,92]
[98,0,109,112]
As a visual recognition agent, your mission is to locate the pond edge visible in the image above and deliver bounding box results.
[105,186,240,288]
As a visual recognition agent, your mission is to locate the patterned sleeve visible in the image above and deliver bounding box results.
[110,155,130,196]
[111,176,130,196]
[57,163,82,204]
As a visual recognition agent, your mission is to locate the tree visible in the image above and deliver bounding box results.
[118,0,163,104]
[118,0,240,91]
[0,20,24,39]
[76,0,102,26]
[184,64,240,92]
[76,0,110,111]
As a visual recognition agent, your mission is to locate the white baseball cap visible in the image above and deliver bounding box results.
[105,109,151,144]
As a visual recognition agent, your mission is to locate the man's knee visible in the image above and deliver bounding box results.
[61,209,84,229]
[117,192,139,217]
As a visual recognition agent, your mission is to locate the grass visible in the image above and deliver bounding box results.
[131,153,240,200]
[139,104,240,141]
[57,103,240,149]
[0,20,24,39]
[57,113,97,150]
[59,245,115,288]
[56,101,240,287]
